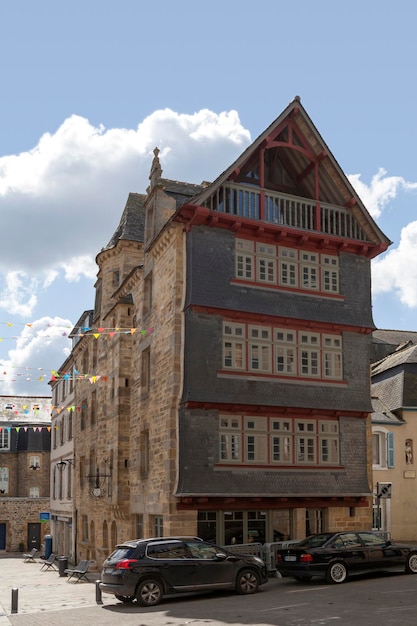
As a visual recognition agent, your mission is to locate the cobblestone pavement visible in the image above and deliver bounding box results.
[0,554,282,626]
[0,554,112,625]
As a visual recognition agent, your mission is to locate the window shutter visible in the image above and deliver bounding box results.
[387,432,395,468]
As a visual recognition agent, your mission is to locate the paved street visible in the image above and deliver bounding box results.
[2,554,417,625]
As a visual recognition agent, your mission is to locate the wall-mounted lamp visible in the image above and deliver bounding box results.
[56,458,75,472]
[87,459,112,497]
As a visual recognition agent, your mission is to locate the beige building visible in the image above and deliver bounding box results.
[0,395,51,552]
[371,337,417,541]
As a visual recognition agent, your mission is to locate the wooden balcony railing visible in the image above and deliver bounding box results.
[201,183,368,241]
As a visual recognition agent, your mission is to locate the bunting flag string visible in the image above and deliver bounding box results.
[0,425,52,433]
[0,369,108,384]
[0,326,154,342]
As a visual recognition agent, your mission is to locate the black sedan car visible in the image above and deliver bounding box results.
[275,531,417,584]
[99,536,268,606]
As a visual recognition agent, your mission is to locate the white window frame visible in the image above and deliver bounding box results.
[244,416,268,463]
[322,335,343,379]
[220,416,241,463]
[321,255,339,293]
[29,486,40,498]
[300,252,319,290]
[235,240,254,280]
[299,332,320,377]
[235,241,340,295]
[0,467,9,493]
[256,242,276,284]
[271,419,293,464]
[0,428,10,450]
[279,247,299,287]
[218,416,340,468]
[223,323,245,370]
[274,328,296,375]
[372,427,394,469]
[248,326,271,373]
[319,421,340,464]
[29,455,40,470]
[295,420,317,464]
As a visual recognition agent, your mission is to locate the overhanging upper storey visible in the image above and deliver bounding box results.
[175,97,391,259]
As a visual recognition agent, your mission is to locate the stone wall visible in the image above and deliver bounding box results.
[0,497,50,551]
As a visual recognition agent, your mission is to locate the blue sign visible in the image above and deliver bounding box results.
[39,512,50,522]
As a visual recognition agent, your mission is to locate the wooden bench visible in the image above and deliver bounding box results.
[40,553,57,571]
[64,559,90,582]
[23,548,38,563]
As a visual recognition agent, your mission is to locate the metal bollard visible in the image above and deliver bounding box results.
[95,580,103,605]
[11,588,18,614]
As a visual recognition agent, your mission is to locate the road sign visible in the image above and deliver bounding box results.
[377,482,392,498]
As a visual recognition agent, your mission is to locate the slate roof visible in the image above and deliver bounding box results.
[373,329,417,345]
[160,178,206,209]
[371,395,403,425]
[371,374,404,414]
[372,342,417,376]
[102,192,146,251]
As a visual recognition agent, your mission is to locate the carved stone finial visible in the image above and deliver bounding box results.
[149,146,162,189]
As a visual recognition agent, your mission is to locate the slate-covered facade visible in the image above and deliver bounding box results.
[58,98,390,565]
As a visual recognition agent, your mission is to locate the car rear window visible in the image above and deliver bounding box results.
[108,547,136,561]
[297,533,335,548]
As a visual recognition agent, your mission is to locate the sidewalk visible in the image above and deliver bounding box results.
[0,554,112,625]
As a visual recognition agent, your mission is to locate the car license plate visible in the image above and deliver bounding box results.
[284,555,297,561]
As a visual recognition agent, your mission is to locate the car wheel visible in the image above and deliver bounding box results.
[405,552,417,574]
[294,575,312,583]
[326,561,348,584]
[115,594,134,603]
[236,569,259,594]
[135,579,164,607]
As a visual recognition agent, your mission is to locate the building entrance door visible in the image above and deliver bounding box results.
[27,523,41,550]
[0,523,6,549]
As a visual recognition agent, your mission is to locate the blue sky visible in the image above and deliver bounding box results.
[1,0,417,395]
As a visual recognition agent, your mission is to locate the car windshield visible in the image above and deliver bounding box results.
[297,533,335,548]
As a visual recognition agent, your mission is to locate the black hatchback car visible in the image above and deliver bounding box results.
[275,531,417,584]
[99,536,268,606]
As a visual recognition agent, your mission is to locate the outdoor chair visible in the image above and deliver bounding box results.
[40,553,57,571]
[64,559,90,582]
[23,547,38,562]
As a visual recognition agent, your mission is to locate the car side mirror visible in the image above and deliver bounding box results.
[215,552,228,560]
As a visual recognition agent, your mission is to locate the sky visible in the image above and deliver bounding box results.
[1,0,417,397]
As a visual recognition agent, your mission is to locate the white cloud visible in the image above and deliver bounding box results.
[372,221,417,307]
[0,316,72,396]
[0,272,39,317]
[0,108,250,279]
[348,168,417,219]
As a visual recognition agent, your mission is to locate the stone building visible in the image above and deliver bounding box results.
[56,97,390,566]
[0,395,51,551]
